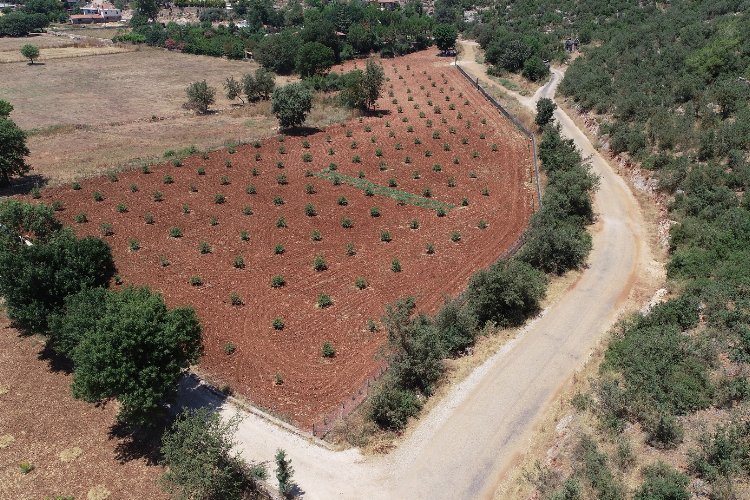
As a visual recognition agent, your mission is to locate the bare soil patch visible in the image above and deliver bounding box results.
[0,317,166,500]
[27,50,534,430]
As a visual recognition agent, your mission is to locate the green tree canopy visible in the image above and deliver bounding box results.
[59,286,202,426]
[346,23,374,55]
[0,199,61,241]
[296,41,335,78]
[0,223,115,332]
[0,11,50,37]
[271,83,313,129]
[20,44,39,64]
[535,97,557,128]
[0,113,31,186]
[255,30,302,75]
[340,59,384,111]
[522,55,549,81]
[132,0,160,21]
[432,23,457,52]
[466,259,547,327]
[185,80,216,114]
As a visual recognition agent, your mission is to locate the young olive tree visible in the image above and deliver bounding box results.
[271,83,313,129]
[185,80,216,114]
[20,43,39,64]
[224,76,244,105]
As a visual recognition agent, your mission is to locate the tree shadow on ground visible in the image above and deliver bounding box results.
[288,483,306,499]
[36,341,74,374]
[111,375,228,465]
[0,174,48,197]
[109,418,168,466]
[282,126,324,137]
[363,109,391,118]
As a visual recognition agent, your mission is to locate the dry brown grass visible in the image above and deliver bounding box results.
[0,45,342,184]
[0,33,78,51]
[51,25,130,40]
[0,45,134,63]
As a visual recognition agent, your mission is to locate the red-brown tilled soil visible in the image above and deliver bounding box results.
[33,50,534,429]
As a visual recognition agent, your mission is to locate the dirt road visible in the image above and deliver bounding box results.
[177,41,656,499]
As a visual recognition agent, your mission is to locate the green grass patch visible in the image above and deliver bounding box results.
[315,168,454,212]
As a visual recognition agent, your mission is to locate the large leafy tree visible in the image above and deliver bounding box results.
[535,97,557,128]
[0,101,31,186]
[62,286,202,426]
[340,59,384,111]
[296,41,335,78]
[161,408,263,499]
[362,59,385,109]
[346,23,374,55]
[0,199,61,241]
[0,209,115,332]
[271,83,313,129]
[132,0,160,21]
[255,30,302,75]
[432,23,457,53]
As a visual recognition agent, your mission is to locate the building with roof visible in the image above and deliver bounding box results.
[70,2,121,24]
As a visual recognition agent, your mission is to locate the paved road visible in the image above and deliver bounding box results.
[177,42,655,499]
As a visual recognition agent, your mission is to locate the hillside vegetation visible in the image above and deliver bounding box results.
[470,1,750,498]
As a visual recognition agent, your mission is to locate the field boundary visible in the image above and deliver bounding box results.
[310,67,540,438]
[455,63,543,209]
[184,372,337,450]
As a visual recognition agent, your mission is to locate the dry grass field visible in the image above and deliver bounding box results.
[1,44,324,184]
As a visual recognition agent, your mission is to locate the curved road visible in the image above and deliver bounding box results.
[178,42,655,499]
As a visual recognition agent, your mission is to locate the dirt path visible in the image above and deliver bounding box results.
[177,41,657,499]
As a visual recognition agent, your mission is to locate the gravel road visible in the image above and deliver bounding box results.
[176,41,656,499]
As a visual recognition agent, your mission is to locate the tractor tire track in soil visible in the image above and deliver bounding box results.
[28,50,533,429]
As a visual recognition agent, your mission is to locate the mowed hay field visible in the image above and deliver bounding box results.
[1,43,309,183]
[0,319,166,500]
[30,50,536,430]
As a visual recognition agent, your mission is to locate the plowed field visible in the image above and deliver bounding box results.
[33,50,534,429]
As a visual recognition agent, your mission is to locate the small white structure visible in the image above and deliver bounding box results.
[70,2,121,24]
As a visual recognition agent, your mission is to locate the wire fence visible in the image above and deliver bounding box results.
[310,364,388,437]
[454,63,543,209]
[309,63,542,439]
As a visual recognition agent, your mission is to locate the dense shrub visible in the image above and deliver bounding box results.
[368,380,423,431]
[634,462,690,500]
[689,421,750,481]
[466,259,547,328]
[161,408,265,499]
[603,300,713,419]
[434,298,478,356]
